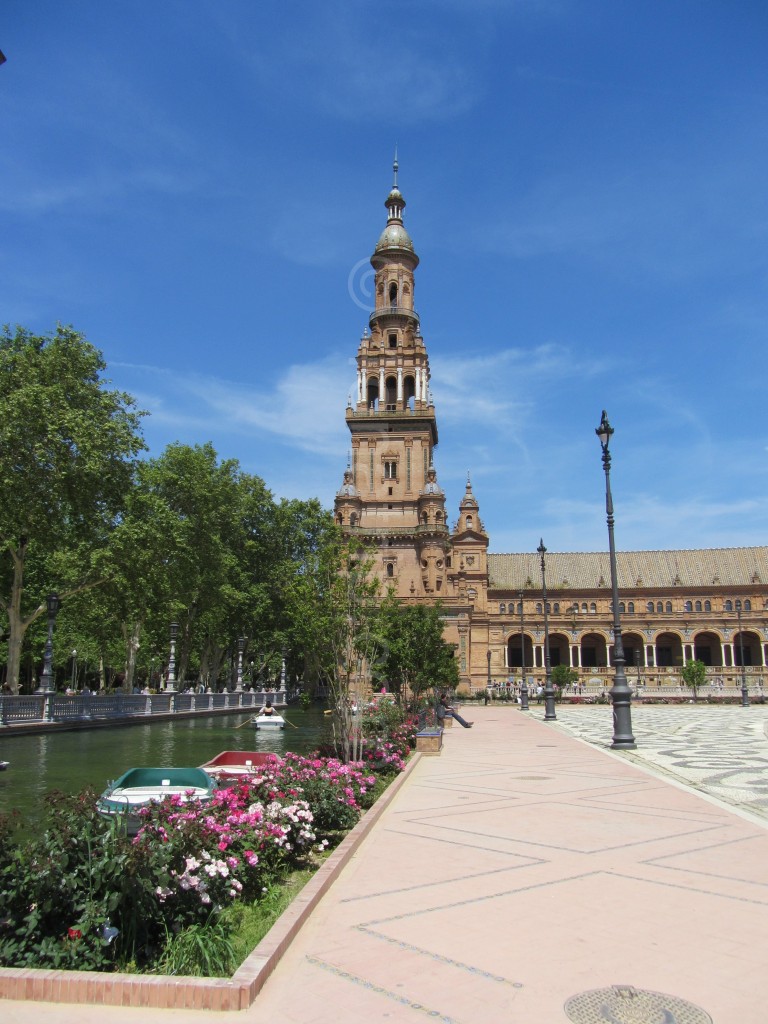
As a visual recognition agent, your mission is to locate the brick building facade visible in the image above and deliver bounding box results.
[335,164,768,694]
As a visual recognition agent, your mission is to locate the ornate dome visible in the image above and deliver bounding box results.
[375,218,414,253]
[336,467,358,497]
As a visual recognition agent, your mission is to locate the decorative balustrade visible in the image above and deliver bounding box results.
[0,689,288,728]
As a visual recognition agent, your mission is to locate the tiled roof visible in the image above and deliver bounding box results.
[488,547,768,592]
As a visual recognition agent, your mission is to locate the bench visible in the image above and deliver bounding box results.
[415,728,443,754]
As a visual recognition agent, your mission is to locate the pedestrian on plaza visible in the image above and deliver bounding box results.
[536,684,543,704]
[436,692,473,728]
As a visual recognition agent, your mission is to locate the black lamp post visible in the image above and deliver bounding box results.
[167,622,179,691]
[486,646,492,695]
[37,592,61,694]
[537,540,557,721]
[71,649,77,692]
[735,601,750,707]
[596,411,636,749]
[634,648,642,696]
[236,637,245,691]
[519,590,529,710]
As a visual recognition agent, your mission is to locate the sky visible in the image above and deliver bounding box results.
[2,1,768,555]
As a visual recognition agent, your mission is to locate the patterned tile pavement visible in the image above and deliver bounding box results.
[4,705,768,1023]
[541,704,768,822]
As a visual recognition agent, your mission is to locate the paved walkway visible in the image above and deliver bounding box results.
[5,705,768,1023]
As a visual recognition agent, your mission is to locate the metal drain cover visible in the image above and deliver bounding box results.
[564,985,712,1023]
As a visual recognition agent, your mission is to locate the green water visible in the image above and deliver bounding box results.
[0,707,331,827]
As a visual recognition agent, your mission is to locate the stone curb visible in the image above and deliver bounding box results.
[0,753,423,1011]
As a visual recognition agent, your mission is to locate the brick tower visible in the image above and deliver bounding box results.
[334,159,450,598]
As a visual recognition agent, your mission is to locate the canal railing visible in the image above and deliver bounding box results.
[0,689,288,729]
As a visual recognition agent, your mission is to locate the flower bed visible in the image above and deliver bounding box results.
[0,750,395,975]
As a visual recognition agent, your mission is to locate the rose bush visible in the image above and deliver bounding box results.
[0,745,407,973]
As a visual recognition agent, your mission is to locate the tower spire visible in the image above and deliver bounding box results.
[393,145,398,189]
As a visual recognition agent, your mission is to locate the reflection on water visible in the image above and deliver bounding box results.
[0,707,331,828]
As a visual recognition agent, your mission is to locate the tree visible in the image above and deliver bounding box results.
[680,659,707,702]
[377,596,459,705]
[551,665,579,692]
[0,325,145,690]
[286,537,381,762]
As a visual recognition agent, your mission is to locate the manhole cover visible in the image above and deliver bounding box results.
[564,985,712,1023]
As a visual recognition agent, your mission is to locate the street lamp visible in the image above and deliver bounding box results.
[37,593,61,694]
[236,637,245,691]
[71,649,78,692]
[634,649,642,696]
[486,646,492,695]
[167,622,179,691]
[596,411,636,749]
[537,540,556,721]
[735,601,750,707]
[519,590,529,711]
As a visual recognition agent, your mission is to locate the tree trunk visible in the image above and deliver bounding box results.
[124,621,142,689]
[3,539,44,692]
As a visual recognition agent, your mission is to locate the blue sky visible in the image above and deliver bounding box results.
[3,1,768,554]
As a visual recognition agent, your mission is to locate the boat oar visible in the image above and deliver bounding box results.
[235,716,254,729]
[282,717,298,729]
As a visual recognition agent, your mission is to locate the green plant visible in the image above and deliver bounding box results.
[156,913,237,977]
[680,659,707,702]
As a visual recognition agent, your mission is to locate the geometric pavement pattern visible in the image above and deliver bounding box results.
[4,706,768,1024]
[544,704,768,822]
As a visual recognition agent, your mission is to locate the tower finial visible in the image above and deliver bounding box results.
[393,145,398,188]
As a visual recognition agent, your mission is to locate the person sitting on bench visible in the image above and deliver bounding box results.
[436,692,473,729]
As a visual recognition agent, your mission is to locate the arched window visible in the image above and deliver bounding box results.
[536,603,542,614]
[466,515,473,529]
[647,602,654,613]
[628,602,635,614]
[336,513,343,525]
[725,600,733,611]
[553,602,560,613]
[619,602,625,613]
[350,512,357,527]
[684,601,692,613]
[421,511,427,525]
[745,599,752,611]
[582,602,588,614]
[704,600,711,612]
[656,602,663,614]
[386,563,394,578]
[665,601,672,613]
[590,602,596,614]
[499,603,506,614]
[389,282,398,306]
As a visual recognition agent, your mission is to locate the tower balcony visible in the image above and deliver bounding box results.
[344,523,450,540]
[369,306,420,330]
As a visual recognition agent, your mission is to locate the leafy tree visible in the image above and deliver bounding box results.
[680,659,707,702]
[377,596,459,705]
[551,665,579,692]
[286,538,380,762]
[0,325,145,690]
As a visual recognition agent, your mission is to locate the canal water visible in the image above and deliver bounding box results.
[0,707,331,828]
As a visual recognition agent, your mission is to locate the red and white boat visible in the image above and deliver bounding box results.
[200,750,277,781]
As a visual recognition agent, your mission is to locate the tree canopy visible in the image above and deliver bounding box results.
[0,325,145,689]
